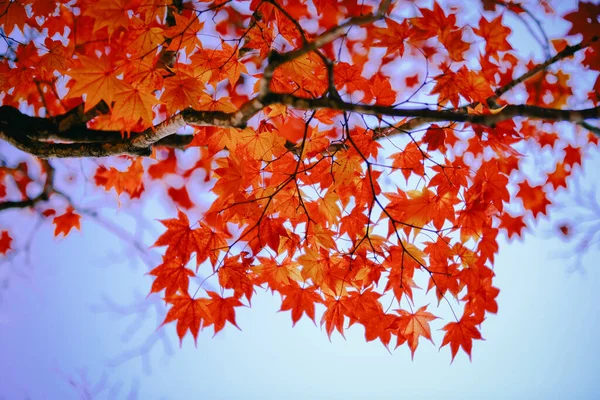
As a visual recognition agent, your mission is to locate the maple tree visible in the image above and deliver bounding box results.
[0,0,599,361]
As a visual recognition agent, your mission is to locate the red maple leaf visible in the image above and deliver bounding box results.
[393,305,438,359]
[162,292,212,344]
[440,315,483,361]
[0,230,12,255]
[279,282,323,326]
[517,180,551,218]
[53,207,81,237]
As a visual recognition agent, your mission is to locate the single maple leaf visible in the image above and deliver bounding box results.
[0,230,12,255]
[546,161,570,191]
[431,67,461,107]
[53,207,81,237]
[564,2,600,42]
[255,256,302,290]
[440,315,483,361]
[439,26,469,62]
[168,185,194,210]
[67,56,126,111]
[388,141,425,182]
[81,0,131,35]
[474,15,512,57]
[205,291,243,335]
[153,209,205,265]
[279,282,323,326]
[165,13,204,53]
[162,72,210,115]
[499,213,526,239]
[334,62,368,95]
[218,255,255,301]
[94,158,144,198]
[148,149,178,180]
[162,292,212,344]
[562,145,582,169]
[387,186,436,229]
[394,305,438,358]
[320,296,346,339]
[369,73,396,106]
[149,256,195,297]
[370,18,411,58]
[517,180,551,218]
[112,83,158,127]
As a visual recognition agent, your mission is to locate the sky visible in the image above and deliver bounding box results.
[2,0,600,399]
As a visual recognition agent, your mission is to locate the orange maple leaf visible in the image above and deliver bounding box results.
[499,213,526,239]
[517,180,551,218]
[474,15,512,57]
[205,291,243,335]
[321,297,347,339]
[149,256,195,297]
[394,305,438,358]
[67,56,126,111]
[94,158,144,198]
[279,282,323,326]
[153,209,204,265]
[162,292,212,344]
[440,315,483,361]
[112,83,158,127]
[53,207,81,237]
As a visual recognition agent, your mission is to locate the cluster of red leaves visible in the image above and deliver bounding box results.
[1,0,599,361]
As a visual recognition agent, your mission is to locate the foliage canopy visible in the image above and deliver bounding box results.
[1,0,599,361]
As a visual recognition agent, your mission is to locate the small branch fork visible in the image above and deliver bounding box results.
[0,1,598,158]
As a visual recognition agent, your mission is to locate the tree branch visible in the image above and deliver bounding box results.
[2,93,599,157]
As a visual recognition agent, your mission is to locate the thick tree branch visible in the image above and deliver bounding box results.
[2,93,599,157]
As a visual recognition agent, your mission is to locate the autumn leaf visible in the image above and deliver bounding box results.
[393,305,438,359]
[53,207,81,237]
[218,256,255,301]
[279,282,323,326]
[165,13,204,53]
[205,291,244,335]
[149,256,195,297]
[499,213,526,239]
[153,210,205,265]
[94,158,144,198]
[255,256,302,290]
[546,162,570,190]
[112,83,158,127]
[369,73,396,106]
[0,230,12,255]
[162,292,212,344]
[67,56,126,111]
[517,180,551,217]
[321,296,346,339]
[440,315,483,361]
[162,72,210,115]
[168,185,194,210]
[474,16,512,57]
